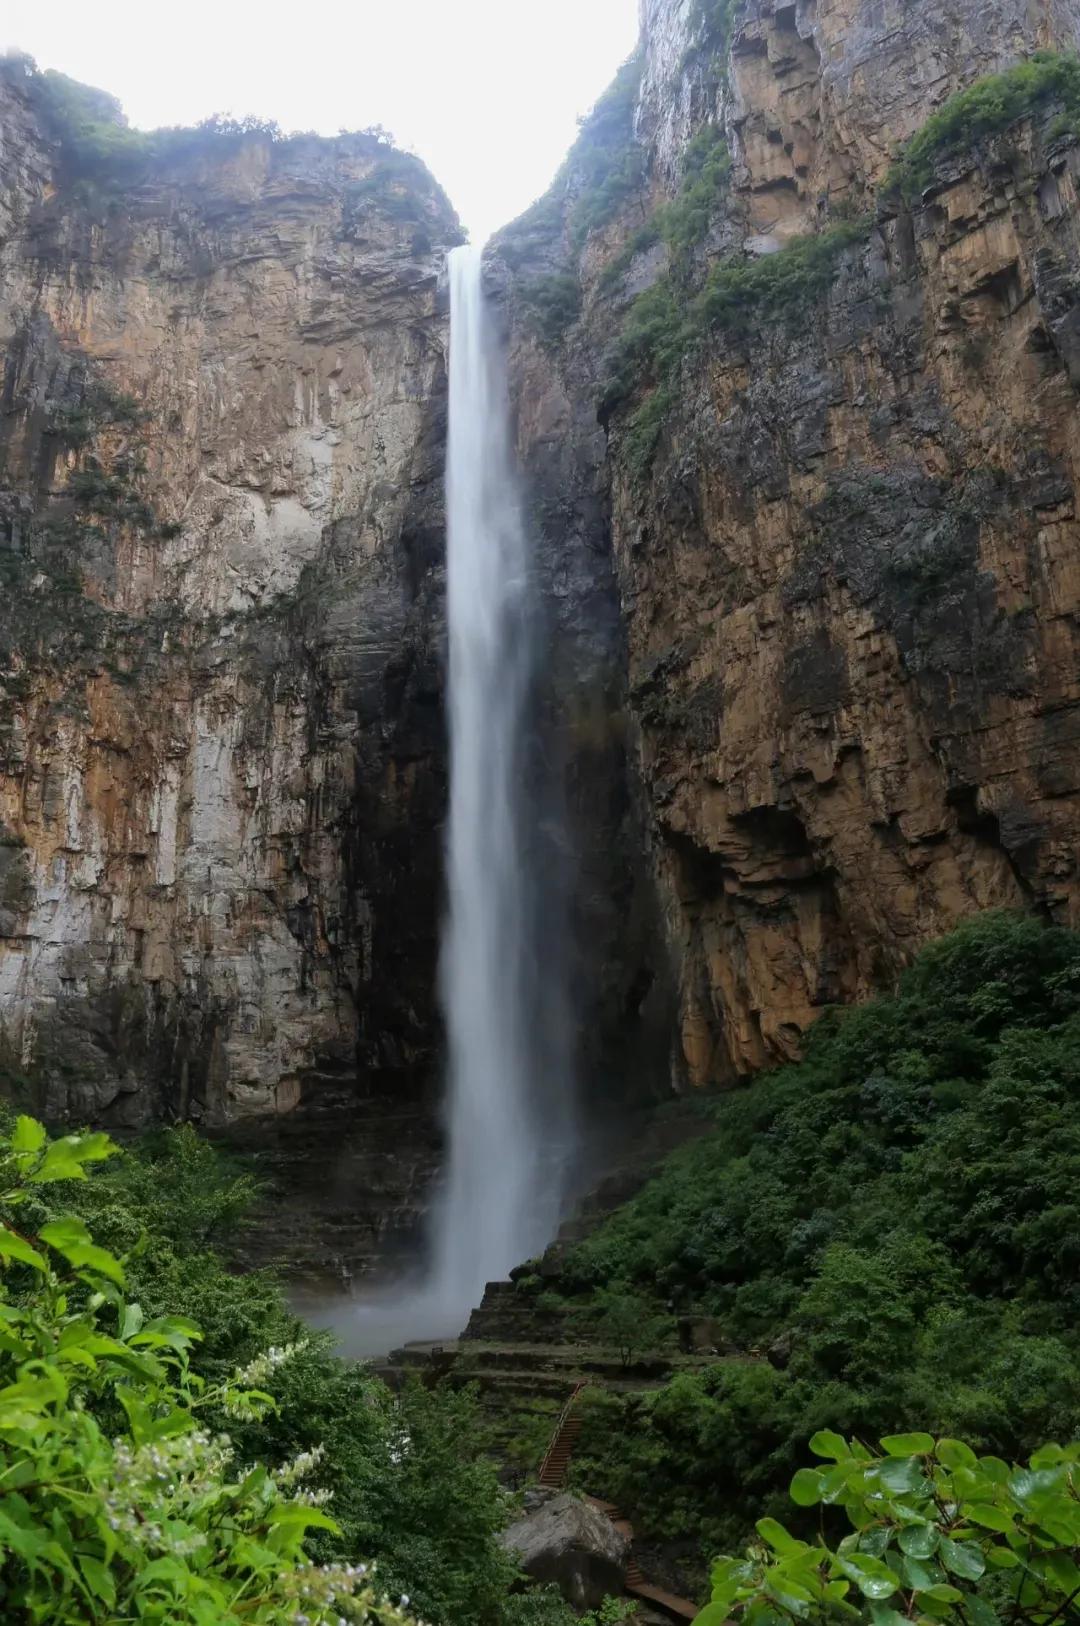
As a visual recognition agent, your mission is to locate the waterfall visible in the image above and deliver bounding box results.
[326,243,575,1357]
[429,242,574,1310]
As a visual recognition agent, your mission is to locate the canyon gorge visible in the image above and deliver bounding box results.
[3,0,1080,1282]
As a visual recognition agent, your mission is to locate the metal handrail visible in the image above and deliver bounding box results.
[537,1379,587,1485]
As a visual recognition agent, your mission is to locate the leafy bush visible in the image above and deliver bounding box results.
[38,1126,523,1626]
[700,1430,1080,1626]
[680,0,739,76]
[350,151,442,224]
[591,1289,672,1369]
[658,126,732,266]
[568,53,646,247]
[519,274,583,348]
[560,914,1080,1560]
[0,1116,414,1624]
[602,221,869,472]
[884,50,1080,201]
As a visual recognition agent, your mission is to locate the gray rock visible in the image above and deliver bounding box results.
[500,1493,629,1611]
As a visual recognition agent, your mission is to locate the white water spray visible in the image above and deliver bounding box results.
[324,243,575,1357]
[430,242,574,1309]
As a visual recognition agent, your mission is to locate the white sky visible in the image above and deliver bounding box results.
[3,0,641,243]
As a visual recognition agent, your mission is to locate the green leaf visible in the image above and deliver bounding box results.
[10,1117,46,1155]
[693,1605,733,1626]
[918,1584,963,1603]
[898,1524,938,1558]
[977,1456,1010,1483]
[0,1227,46,1273]
[901,1557,936,1591]
[936,1438,978,1470]
[809,1430,850,1461]
[120,1302,145,1340]
[876,1455,925,1494]
[1040,1552,1080,1595]
[836,1554,899,1600]
[939,1535,985,1581]
[985,1546,1021,1569]
[968,1599,1000,1626]
[78,1554,116,1607]
[39,1219,124,1285]
[880,1432,934,1456]
[790,1468,824,1507]
[964,1503,1014,1534]
[756,1517,804,1555]
[266,1503,339,1535]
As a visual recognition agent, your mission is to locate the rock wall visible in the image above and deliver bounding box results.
[494,0,1080,1088]
[0,59,458,1125]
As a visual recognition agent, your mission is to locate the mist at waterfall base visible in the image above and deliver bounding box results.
[323,245,578,1360]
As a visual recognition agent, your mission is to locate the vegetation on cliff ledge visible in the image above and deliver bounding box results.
[548,913,1080,1562]
[603,219,871,473]
[884,49,1080,201]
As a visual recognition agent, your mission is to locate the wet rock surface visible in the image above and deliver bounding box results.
[494,0,1080,1088]
[499,1493,630,1610]
[0,60,457,1126]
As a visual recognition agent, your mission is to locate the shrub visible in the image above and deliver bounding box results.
[42,1124,526,1626]
[601,220,869,474]
[0,1116,414,1624]
[884,50,1080,201]
[658,125,731,265]
[568,53,647,247]
[558,914,1080,1561]
[519,274,582,348]
[701,1430,1080,1626]
[591,1288,672,1368]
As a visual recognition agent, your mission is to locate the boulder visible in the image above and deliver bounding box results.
[499,1493,629,1610]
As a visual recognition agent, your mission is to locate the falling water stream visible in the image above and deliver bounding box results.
[330,243,575,1355]
[432,242,573,1301]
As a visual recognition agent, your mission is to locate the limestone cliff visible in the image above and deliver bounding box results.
[494,0,1080,1088]
[0,58,459,1125]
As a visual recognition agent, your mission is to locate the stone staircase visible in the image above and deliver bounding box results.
[537,1381,587,1487]
[534,1383,700,1622]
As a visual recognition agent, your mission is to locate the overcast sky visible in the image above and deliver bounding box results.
[3,0,641,242]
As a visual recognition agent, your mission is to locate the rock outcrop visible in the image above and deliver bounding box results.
[493,0,1080,1087]
[7,1,1080,1146]
[499,1491,630,1610]
[0,58,458,1124]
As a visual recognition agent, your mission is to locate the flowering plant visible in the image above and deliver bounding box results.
[0,1115,418,1625]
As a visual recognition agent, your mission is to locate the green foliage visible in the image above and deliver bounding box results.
[0,1116,414,1625]
[597,125,730,299]
[681,0,739,76]
[622,382,677,478]
[701,1431,1080,1626]
[34,1126,523,1626]
[519,274,582,348]
[45,381,144,448]
[602,221,868,472]
[350,150,442,224]
[693,220,870,329]
[561,914,1080,1560]
[33,68,286,180]
[885,51,1080,202]
[658,126,732,266]
[592,1288,672,1369]
[568,52,646,247]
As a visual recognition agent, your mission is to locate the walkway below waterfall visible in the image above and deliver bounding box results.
[537,1381,699,1623]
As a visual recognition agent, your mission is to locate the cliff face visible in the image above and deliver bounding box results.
[0,61,457,1126]
[494,0,1080,1088]
[7,5,1080,1142]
